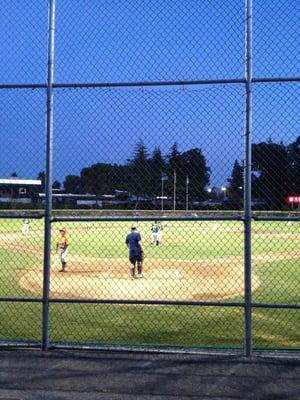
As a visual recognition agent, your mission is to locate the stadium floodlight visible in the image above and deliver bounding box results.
[221,186,227,200]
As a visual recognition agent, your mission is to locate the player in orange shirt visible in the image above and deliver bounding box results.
[56,227,69,272]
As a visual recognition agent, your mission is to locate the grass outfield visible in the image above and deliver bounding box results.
[0,218,299,350]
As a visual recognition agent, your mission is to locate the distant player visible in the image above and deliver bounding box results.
[56,227,69,272]
[212,221,220,232]
[22,219,30,235]
[125,225,144,279]
[157,221,163,245]
[151,221,163,246]
[287,213,293,227]
[151,221,159,245]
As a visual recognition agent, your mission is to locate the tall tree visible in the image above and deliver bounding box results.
[148,147,166,197]
[227,160,243,209]
[64,175,82,193]
[252,141,289,209]
[180,148,210,204]
[165,145,210,208]
[80,163,116,195]
[167,143,181,176]
[166,143,183,204]
[52,180,61,190]
[37,171,45,192]
[287,136,300,193]
[127,141,152,198]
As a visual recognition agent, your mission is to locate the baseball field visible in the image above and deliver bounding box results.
[0,217,299,350]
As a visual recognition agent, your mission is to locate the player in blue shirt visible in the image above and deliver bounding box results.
[125,225,144,279]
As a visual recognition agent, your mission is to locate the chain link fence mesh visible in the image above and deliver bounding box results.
[0,2,47,84]
[253,0,299,77]
[55,0,244,82]
[0,0,299,352]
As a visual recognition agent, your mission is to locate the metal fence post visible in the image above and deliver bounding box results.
[42,0,56,351]
[244,0,253,357]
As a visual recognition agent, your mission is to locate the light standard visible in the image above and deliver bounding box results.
[161,173,168,211]
[173,169,176,211]
[186,176,189,211]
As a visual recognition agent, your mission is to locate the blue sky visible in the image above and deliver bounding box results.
[0,0,299,188]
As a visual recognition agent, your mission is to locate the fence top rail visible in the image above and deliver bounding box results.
[0,213,44,219]
[0,76,299,90]
[253,216,300,221]
[52,215,243,222]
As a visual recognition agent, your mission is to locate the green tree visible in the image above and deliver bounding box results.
[37,171,45,192]
[52,180,61,190]
[148,147,166,197]
[180,148,210,204]
[127,140,152,199]
[227,160,243,209]
[64,175,82,193]
[166,143,183,205]
[287,136,300,193]
[80,163,116,195]
[165,144,210,208]
[252,141,289,209]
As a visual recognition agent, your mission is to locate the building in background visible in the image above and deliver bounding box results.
[0,178,42,205]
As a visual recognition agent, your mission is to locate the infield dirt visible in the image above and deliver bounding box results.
[0,231,298,301]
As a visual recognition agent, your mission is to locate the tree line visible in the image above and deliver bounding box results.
[227,136,300,209]
[63,141,210,208]
[36,136,300,210]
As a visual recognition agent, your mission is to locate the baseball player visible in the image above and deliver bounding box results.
[56,227,69,272]
[157,221,163,245]
[22,218,30,235]
[125,225,144,279]
[151,221,163,246]
[151,221,160,246]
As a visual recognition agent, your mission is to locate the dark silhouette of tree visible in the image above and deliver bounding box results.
[227,160,243,209]
[180,148,210,204]
[37,171,45,192]
[52,180,61,190]
[252,141,289,209]
[80,163,116,195]
[165,144,210,208]
[165,143,183,204]
[127,140,152,199]
[58,141,210,209]
[287,136,300,193]
[64,175,82,193]
[148,147,166,197]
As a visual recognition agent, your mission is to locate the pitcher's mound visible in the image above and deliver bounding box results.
[19,257,260,301]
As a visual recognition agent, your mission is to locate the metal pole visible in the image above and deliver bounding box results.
[161,179,164,211]
[42,0,56,351]
[173,169,176,211]
[244,0,253,357]
[186,176,189,211]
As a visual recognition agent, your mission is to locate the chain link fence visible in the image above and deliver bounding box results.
[0,0,299,354]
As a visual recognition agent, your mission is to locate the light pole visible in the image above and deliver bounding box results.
[161,173,168,211]
[186,176,189,211]
[161,178,164,211]
[173,169,176,211]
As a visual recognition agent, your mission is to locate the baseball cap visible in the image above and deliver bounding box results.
[131,224,137,230]
[59,227,66,232]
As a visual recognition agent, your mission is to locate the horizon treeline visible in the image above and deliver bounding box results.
[36,136,300,209]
